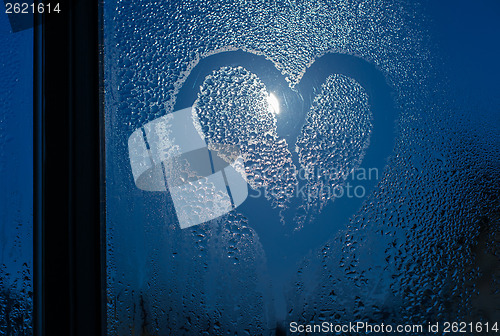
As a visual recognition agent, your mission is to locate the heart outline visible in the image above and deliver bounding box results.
[172,50,397,266]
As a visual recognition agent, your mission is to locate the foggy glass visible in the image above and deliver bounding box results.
[103,1,499,335]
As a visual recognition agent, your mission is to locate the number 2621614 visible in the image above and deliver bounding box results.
[5,3,61,14]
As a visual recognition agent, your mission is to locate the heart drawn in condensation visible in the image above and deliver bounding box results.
[129,50,397,267]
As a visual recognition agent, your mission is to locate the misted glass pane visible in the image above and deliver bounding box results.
[0,13,33,335]
[103,1,499,335]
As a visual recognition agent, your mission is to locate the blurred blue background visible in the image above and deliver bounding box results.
[0,8,33,335]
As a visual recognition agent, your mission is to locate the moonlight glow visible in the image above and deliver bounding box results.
[268,93,280,115]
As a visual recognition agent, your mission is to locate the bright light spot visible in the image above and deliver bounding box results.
[268,93,280,115]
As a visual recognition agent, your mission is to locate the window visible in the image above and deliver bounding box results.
[102,1,500,335]
[0,11,33,335]
[14,1,499,335]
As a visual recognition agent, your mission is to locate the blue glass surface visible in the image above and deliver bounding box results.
[0,10,33,335]
[104,1,500,335]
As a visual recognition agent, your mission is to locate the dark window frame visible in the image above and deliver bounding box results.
[34,1,104,335]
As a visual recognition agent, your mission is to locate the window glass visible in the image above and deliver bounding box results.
[0,12,33,335]
[103,1,500,335]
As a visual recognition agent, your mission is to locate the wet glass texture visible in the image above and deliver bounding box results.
[103,1,500,335]
[0,13,34,336]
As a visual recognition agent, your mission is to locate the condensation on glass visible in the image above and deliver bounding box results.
[0,14,34,335]
[103,1,500,335]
